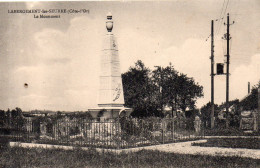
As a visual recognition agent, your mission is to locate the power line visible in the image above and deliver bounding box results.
[228,0,239,56]
[221,38,226,59]
[216,0,226,35]
[205,34,211,41]
[219,0,226,19]
[223,0,230,18]
[217,0,230,35]
[230,38,233,55]
[206,0,226,41]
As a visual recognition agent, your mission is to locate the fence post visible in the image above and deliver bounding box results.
[117,118,120,150]
[172,118,174,141]
[162,118,164,144]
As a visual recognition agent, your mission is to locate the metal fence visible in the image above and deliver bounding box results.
[0,115,204,149]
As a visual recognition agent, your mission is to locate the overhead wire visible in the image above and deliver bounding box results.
[216,0,226,35]
[217,0,229,37]
[228,0,239,56]
[219,0,230,60]
[206,0,226,41]
[223,0,230,19]
[206,0,232,64]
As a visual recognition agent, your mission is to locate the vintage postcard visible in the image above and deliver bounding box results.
[0,1,259,167]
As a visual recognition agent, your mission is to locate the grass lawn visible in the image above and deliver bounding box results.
[0,146,259,168]
[204,127,260,136]
[192,138,260,149]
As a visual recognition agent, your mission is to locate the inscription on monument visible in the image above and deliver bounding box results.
[113,84,121,101]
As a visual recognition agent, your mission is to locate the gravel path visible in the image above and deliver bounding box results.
[135,140,260,159]
[10,139,260,159]
[116,139,260,159]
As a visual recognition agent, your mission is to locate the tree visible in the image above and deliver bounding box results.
[152,64,203,116]
[240,80,260,111]
[175,74,204,113]
[153,64,179,117]
[201,102,219,128]
[0,110,5,127]
[151,66,166,114]
[122,61,204,118]
[122,60,162,117]
[202,99,240,128]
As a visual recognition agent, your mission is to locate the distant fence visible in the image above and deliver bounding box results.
[0,115,204,149]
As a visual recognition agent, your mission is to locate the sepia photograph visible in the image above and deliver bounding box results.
[0,0,259,167]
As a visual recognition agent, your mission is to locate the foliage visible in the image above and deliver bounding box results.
[0,107,26,131]
[174,73,203,113]
[200,98,242,129]
[240,80,260,111]
[192,138,260,149]
[122,61,203,118]
[122,60,162,117]
[200,102,220,128]
[204,126,260,136]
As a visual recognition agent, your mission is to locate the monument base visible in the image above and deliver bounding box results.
[88,106,132,119]
[240,110,258,132]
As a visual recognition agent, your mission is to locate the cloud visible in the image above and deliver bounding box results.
[161,38,212,108]
[26,2,41,9]
[119,30,259,108]
[164,39,259,107]
[118,29,212,107]
[118,28,171,72]
[33,29,69,62]
[0,16,102,111]
[231,54,260,100]
[1,9,259,111]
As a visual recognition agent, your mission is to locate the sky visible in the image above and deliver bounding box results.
[0,0,259,111]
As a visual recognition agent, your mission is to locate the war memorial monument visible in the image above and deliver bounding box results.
[88,13,132,119]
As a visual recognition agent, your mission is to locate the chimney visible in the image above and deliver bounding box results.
[248,82,250,94]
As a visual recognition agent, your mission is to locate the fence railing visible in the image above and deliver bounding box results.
[0,116,204,149]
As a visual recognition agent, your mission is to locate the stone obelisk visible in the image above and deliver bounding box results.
[98,13,124,107]
[88,13,132,119]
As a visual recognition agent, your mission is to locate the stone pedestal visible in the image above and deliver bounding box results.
[194,116,201,133]
[240,111,258,132]
[88,107,132,119]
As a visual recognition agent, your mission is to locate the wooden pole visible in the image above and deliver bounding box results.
[226,13,230,128]
[210,20,215,129]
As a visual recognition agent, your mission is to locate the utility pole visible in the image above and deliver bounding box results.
[224,13,232,128]
[210,20,215,129]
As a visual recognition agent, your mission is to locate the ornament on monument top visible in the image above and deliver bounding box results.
[106,12,113,32]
